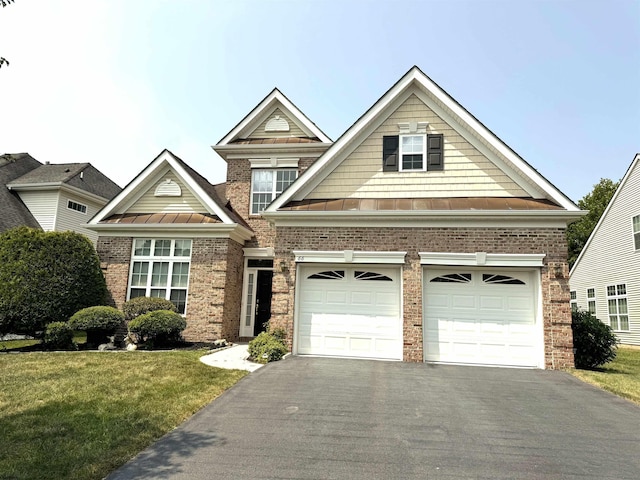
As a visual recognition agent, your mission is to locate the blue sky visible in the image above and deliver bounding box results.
[1,0,638,202]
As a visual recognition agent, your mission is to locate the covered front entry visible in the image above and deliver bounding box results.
[240,259,273,338]
[296,265,402,360]
[423,267,541,367]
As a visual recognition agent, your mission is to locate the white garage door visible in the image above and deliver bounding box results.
[297,266,402,360]
[424,268,540,367]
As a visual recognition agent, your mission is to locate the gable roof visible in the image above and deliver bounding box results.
[89,149,252,241]
[7,161,121,201]
[216,88,332,146]
[267,66,580,214]
[0,153,42,231]
[570,153,640,276]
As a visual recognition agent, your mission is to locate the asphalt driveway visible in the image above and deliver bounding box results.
[107,357,640,480]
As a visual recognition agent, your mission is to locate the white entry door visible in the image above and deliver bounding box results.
[424,268,540,367]
[296,265,402,360]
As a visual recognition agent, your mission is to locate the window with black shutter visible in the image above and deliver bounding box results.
[382,134,444,172]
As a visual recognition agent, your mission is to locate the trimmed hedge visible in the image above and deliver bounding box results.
[571,309,618,369]
[123,297,177,321]
[42,322,75,351]
[128,310,186,347]
[0,227,106,337]
[69,306,124,331]
[248,332,287,364]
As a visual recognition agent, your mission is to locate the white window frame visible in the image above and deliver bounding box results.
[250,169,297,215]
[587,288,596,315]
[67,200,87,214]
[127,239,192,315]
[570,290,577,311]
[633,214,640,250]
[399,134,426,172]
[606,284,629,331]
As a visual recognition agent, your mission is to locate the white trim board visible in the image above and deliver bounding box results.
[292,250,407,264]
[420,252,546,267]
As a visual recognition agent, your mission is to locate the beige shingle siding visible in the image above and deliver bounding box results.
[247,108,306,139]
[307,94,527,199]
[570,160,640,345]
[55,193,103,243]
[125,169,205,214]
[16,190,59,231]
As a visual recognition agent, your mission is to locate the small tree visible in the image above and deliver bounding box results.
[571,309,618,369]
[0,227,107,337]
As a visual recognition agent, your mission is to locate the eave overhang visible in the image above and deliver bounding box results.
[262,209,587,228]
[213,142,332,161]
[87,222,254,243]
[7,182,110,204]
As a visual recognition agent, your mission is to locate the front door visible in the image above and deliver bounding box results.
[240,261,274,338]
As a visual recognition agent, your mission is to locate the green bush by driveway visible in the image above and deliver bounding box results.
[0,351,247,480]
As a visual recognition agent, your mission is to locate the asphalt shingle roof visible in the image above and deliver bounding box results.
[0,153,43,231]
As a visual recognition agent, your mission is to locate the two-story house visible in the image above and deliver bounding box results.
[89,67,584,369]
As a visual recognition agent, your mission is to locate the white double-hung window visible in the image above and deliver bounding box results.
[400,135,426,171]
[128,239,192,314]
[607,284,629,331]
[633,214,640,250]
[250,169,297,214]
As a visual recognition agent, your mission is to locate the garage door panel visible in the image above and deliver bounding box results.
[424,268,539,367]
[297,266,402,360]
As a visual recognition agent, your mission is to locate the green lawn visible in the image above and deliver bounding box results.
[1,331,87,351]
[0,350,247,480]
[571,347,640,405]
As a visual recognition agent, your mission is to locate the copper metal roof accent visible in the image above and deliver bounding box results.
[279,197,564,212]
[230,137,323,145]
[101,213,222,224]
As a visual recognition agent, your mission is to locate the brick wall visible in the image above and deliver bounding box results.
[270,226,573,370]
[225,157,319,248]
[96,235,244,344]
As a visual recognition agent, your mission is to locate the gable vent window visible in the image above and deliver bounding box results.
[154,178,182,197]
[67,200,87,214]
[633,215,640,250]
[251,169,297,214]
[383,134,443,172]
[265,115,290,132]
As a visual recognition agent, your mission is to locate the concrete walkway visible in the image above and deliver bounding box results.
[199,344,263,372]
[107,357,640,479]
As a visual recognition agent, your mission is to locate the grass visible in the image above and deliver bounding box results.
[571,347,640,405]
[0,350,247,480]
[1,331,87,351]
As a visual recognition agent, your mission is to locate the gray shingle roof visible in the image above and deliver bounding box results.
[7,162,121,200]
[0,153,43,231]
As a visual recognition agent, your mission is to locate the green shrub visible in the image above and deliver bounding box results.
[248,332,287,364]
[572,309,618,369]
[128,310,186,348]
[69,306,125,348]
[0,227,107,338]
[123,297,177,321]
[42,322,75,350]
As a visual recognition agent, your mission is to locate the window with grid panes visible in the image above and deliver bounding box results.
[250,169,297,214]
[128,239,192,314]
[587,288,596,315]
[570,290,578,311]
[606,284,629,331]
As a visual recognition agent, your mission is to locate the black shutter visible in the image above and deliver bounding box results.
[382,135,399,172]
[427,134,444,171]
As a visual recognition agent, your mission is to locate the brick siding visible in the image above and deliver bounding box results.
[270,226,573,370]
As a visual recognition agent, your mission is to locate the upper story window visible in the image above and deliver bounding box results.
[633,215,640,250]
[383,134,443,172]
[570,290,578,311]
[128,239,192,314]
[251,169,297,215]
[606,284,629,331]
[67,200,87,214]
[587,288,596,315]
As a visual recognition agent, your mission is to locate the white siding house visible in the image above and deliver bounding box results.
[570,154,640,345]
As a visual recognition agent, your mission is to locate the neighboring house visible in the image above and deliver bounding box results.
[1,153,121,243]
[570,153,640,345]
[90,66,583,369]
